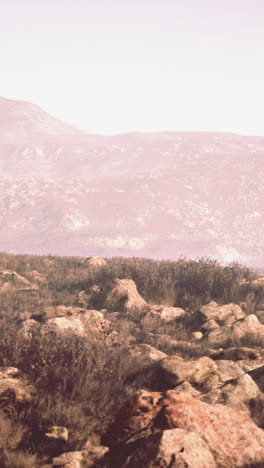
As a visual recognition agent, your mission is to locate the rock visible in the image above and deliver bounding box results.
[42,306,87,320]
[19,319,40,339]
[200,319,220,333]
[203,326,232,347]
[154,356,259,410]
[200,388,250,413]
[236,359,264,373]
[173,381,201,398]
[129,344,167,363]
[199,301,245,325]
[52,445,109,467]
[204,314,264,347]
[18,310,32,321]
[219,373,259,401]
[145,332,179,351]
[79,309,104,324]
[199,360,260,412]
[103,390,264,467]
[43,258,55,267]
[192,331,203,340]
[41,305,106,333]
[0,270,31,288]
[256,310,264,323]
[211,346,264,361]
[234,314,264,338]
[214,359,245,383]
[81,256,106,267]
[41,317,86,337]
[27,270,47,285]
[105,279,147,313]
[43,426,69,458]
[157,356,218,389]
[52,451,86,468]
[45,426,68,442]
[0,367,35,419]
[112,428,216,468]
[149,305,186,322]
[0,269,37,292]
[248,366,264,392]
[77,285,101,308]
[251,277,264,288]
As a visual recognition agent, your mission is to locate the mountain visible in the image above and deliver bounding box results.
[0,97,264,265]
[0,96,83,146]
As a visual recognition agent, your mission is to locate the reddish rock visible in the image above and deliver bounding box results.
[104,389,264,468]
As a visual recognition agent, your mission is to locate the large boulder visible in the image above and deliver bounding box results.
[157,356,218,390]
[105,279,147,313]
[38,306,107,332]
[151,355,259,411]
[41,317,86,337]
[111,428,216,468]
[234,314,264,339]
[200,360,260,411]
[103,390,264,467]
[204,314,264,347]
[199,301,245,325]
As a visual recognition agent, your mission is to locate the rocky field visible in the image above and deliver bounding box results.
[0,253,264,466]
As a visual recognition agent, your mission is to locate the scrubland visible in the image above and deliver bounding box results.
[0,253,264,467]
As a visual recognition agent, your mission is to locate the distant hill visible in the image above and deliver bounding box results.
[0,97,264,265]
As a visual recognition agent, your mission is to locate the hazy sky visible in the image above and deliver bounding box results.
[1,0,264,135]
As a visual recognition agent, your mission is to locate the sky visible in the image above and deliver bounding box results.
[1,0,264,135]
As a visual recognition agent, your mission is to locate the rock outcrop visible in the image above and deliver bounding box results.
[0,269,38,292]
[103,389,264,467]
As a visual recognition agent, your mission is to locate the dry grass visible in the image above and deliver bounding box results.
[0,450,38,468]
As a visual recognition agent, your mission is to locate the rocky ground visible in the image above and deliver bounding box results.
[0,254,264,467]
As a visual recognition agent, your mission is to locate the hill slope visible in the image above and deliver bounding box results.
[0,97,264,265]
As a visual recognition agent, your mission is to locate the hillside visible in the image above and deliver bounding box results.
[0,97,264,265]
